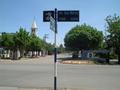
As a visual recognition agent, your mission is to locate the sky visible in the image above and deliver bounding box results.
[0,0,120,45]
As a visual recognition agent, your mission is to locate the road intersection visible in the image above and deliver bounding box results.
[0,54,120,90]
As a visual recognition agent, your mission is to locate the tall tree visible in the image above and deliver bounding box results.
[14,27,30,57]
[105,14,120,64]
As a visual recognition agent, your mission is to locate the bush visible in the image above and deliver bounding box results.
[95,52,117,59]
[109,53,117,59]
[95,53,108,58]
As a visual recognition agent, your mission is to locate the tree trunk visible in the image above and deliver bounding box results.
[32,51,34,57]
[106,52,110,64]
[118,54,120,64]
[11,49,18,60]
[20,50,24,58]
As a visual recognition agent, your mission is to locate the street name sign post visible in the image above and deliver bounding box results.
[58,10,79,22]
[43,11,54,22]
[43,9,79,90]
[43,10,79,22]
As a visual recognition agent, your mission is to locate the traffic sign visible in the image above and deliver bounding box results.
[50,16,55,32]
[58,10,79,22]
[43,11,54,22]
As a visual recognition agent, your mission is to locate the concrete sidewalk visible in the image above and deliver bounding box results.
[0,87,52,90]
[1,87,117,90]
[0,55,54,64]
[1,87,120,90]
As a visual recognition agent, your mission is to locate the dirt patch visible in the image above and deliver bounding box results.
[60,60,94,65]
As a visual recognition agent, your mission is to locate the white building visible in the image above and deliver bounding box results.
[31,20,38,36]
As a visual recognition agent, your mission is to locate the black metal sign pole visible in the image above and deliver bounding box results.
[43,9,79,90]
[54,8,57,90]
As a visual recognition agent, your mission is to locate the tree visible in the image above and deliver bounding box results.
[64,24,103,50]
[0,33,19,59]
[105,14,120,64]
[45,43,54,55]
[0,34,2,47]
[58,44,65,53]
[0,32,15,50]
[14,27,30,57]
[64,24,103,58]
[27,35,43,57]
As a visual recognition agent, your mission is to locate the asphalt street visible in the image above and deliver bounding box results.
[0,54,120,90]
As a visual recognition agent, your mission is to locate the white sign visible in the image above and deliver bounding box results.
[50,16,55,32]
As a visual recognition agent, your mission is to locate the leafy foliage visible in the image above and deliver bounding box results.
[64,24,103,51]
[27,35,43,51]
[13,27,30,57]
[0,27,54,59]
[0,32,15,49]
[45,43,54,55]
[57,44,65,53]
[14,27,30,50]
[105,14,120,63]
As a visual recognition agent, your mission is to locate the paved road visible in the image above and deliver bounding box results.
[0,54,120,90]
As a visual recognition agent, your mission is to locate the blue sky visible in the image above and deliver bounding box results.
[0,0,120,45]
